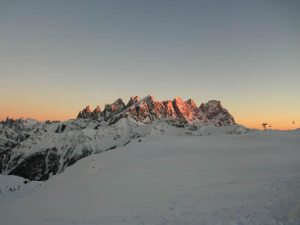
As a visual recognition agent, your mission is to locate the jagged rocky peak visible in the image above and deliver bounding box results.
[6,116,14,121]
[92,105,101,120]
[94,105,101,113]
[86,105,91,113]
[122,95,233,125]
[126,96,141,108]
[77,105,102,120]
[163,100,177,118]
[1,116,40,133]
[77,105,90,119]
[103,98,126,121]
[186,99,202,120]
[200,100,235,126]
[186,99,196,108]
[5,116,15,127]
[172,97,196,122]
[124,94,163,124]
[76,95,235,126]
[143,94,155,103]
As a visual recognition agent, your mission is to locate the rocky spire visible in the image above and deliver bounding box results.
[186,99,196,108]
[77,105,102,120]
[102,98,126,121]
[123,95,233,125]
[172,97,195,122]
[163,100,177,118]
[94,105,100,113]
[126,96,141,108]
[85,106,91,113]
[76,95,235,126]
[186,99,202,120]
[199,100,235,126]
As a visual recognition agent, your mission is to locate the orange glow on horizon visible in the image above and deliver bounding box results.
[0,111,298,131]
[0,95,299,131]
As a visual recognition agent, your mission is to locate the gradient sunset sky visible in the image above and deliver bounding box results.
[1,0,299,130]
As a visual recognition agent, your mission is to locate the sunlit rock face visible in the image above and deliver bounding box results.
[116,95,234,125]
[172,97,197,122]
[76,95,235,126]
[186,99,202,120]
[90,94,235,125]
[102,98,126,121]
[163,100,177,118]
[200,100,235,126]
[77,105,102,120]
[124,95,165,123]
[126,96,141,108]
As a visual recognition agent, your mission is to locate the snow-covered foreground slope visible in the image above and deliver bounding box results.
[0,175,42,203]
[1,131,300,225]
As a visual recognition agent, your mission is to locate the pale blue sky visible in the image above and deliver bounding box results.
[0,0,299,128]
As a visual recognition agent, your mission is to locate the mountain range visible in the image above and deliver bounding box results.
[0,95,242,181]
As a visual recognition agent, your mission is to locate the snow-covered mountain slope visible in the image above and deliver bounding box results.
[0,95,238,181]
[0,131,299,225]
[0,117,54,153]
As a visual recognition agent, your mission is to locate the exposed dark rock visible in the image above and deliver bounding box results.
[77,105,102,120]
[106,145,117,151]
[126,96,141,108]
[103,98,126,121]
[16,134,30,142]
[199,100,235,125]
[55,124,67,133]
[9,147,60,181]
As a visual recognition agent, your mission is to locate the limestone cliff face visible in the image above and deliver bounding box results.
[76,95,235,126]
[200,100,235,126]
[120,95,234,126]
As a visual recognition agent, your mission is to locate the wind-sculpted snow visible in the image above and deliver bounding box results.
[0,95,237,181]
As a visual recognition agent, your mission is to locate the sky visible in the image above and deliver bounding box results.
[0,0,299,130]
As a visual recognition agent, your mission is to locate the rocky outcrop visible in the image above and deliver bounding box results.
[186,99,202,120]
[200,100,235,126]
[77,105,102,120]
[126,96,141,108]
[77,95,234,126]
[118,95,233,125]
[102,98,126,121]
